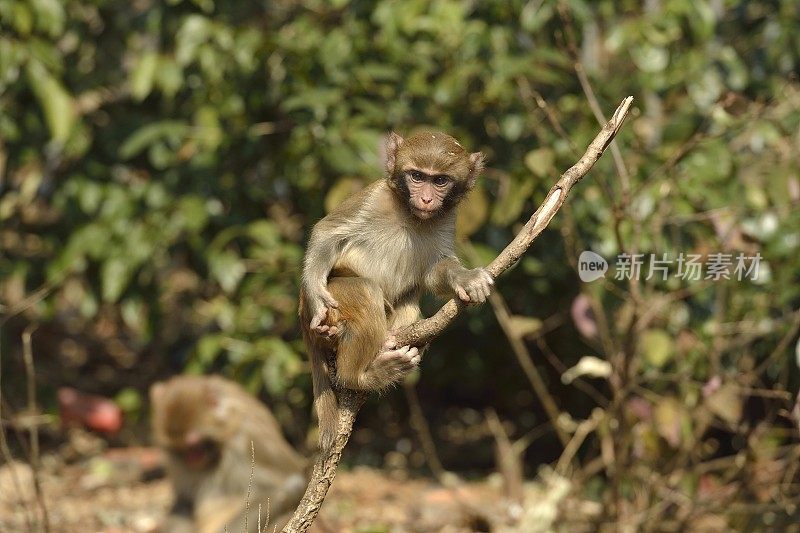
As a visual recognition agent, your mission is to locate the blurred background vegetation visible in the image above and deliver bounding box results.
[2,0,800,529]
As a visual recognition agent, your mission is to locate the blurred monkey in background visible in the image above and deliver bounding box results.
[150,375,307,532]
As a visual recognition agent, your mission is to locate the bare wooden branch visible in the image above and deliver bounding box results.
[281,391,363,532]
[22,326,51,532]
[281,96,634,533]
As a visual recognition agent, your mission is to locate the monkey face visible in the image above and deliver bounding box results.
[403,169,455,219]
[385,131,485,218]
[151,376,240,472]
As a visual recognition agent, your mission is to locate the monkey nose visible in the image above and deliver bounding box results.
[422,197,432,204]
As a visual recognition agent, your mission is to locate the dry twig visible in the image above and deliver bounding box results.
[281,96,634,533]
[0,331,36,532]
[403,382,447,481]
[485,408,524,503]
[22,326,51,532]
[485,289,570,446]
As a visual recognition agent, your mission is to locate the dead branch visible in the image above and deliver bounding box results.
[281,96,634,533]
[403,381,447,481]
[22,326,51,532]
[485,290,570,447]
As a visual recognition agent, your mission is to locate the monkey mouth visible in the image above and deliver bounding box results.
[411,206,437,219]
[179,439,220,469]
[184,447,207,468]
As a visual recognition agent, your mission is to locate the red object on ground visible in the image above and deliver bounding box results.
[58,387,123,435]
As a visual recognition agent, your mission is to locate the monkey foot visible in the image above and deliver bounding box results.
[372,345,420,384]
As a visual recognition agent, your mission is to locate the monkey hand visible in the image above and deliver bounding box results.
[452,267,494,304]
[308,288,340,336]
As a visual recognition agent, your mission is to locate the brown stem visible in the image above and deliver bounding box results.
[281,96,634,533]
[281,390,363,532]
[22,326,51,532]
[486,291,570,447]
[403,382,447,480]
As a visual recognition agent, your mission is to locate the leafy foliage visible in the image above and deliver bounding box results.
[1,0,799,526]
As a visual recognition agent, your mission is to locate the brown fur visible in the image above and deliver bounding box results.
[300,278,389,448]
[393,131,481,181]
[301,131,490,451]
[150,375,307,532]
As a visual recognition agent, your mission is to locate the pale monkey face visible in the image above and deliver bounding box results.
[404,168,454,219]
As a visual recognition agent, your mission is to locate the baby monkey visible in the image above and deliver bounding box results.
[150,375,307,532]
[300,131,493,450]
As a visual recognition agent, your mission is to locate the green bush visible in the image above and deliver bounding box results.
[1,1,799,523]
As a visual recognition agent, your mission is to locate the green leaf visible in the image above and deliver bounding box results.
[26,61,76,143]
[121,298,148,336]
[456,186,489,238]
[500,114,525,141]
[705,383,742,425]
[0,192,17,220]
[640,329,675,368]
[119,121,189,159]
[491,177,535,226]
[17,164,43,204]
[176,15,212,65]
[11,3,33,35]
[209,250,246,293]
[524,147,555,178]
[30,0,65,37]
[101,257,133,302]
[680,139,732,185]
[259,337,302,395]
[194,106,222,150]
[247,220,281,248]
[77,180,104,215]
[654,398,684,448]
[115,387,142,412]
[520,2,553,32]
[196,334,224,366]
[155,57,183,97]
[631,45,669,73]
[130,51,158,101]
[176,196,209,233]
[324,177,365,213]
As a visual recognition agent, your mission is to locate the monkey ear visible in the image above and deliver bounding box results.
[382,131,404,175]
[467,151,485,188]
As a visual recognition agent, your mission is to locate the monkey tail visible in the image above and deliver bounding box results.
[310,345,338,452]
[300,288,340,452]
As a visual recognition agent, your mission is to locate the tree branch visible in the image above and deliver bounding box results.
[281,96,634,533]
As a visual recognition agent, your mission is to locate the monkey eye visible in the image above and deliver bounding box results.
[433,175,450,186]
[408,170,425,183]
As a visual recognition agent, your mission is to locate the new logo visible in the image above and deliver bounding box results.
[578,251,608,282]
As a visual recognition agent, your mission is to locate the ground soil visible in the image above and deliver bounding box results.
[0,440,512,533]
